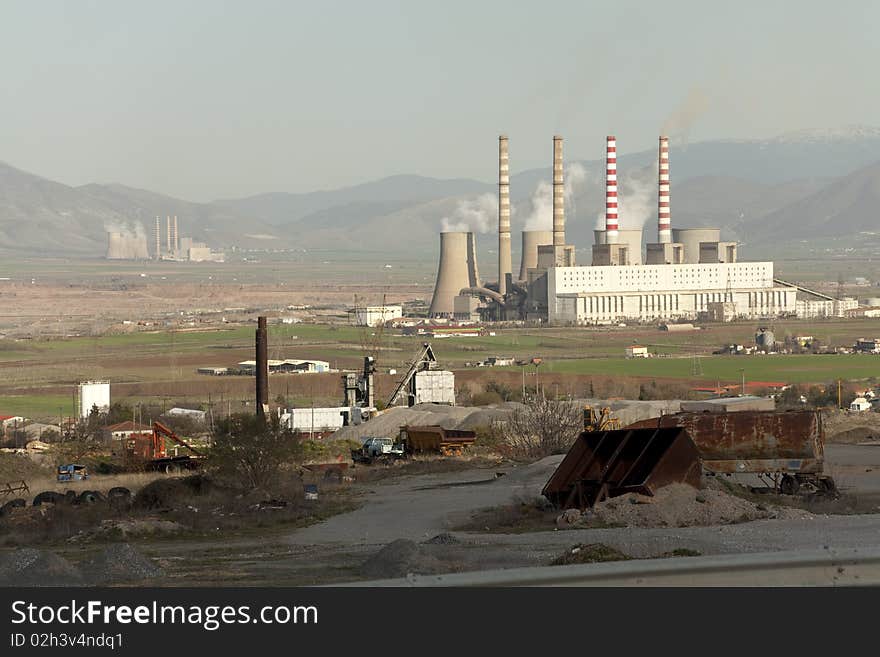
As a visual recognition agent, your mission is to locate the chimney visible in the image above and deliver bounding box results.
[519,230,553,281]
[154,216,161,259]
[429,231,474,317]
[173,216,179,253]
[658,136,671,243]
[552,135,565,246]
[166,215,172,253]
[255,316,269,417]
[497,135,512,295]
[605,136,619,243]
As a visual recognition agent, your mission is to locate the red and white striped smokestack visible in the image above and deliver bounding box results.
[552,135,565,246]
[658,136,671,244]
[605,136,619,242]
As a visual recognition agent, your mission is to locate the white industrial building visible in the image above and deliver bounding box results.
[548,262,796,325]
[352,305,402,327]
[77,381,110,418]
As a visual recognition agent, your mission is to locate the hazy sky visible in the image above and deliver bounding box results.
[1,1,878,201]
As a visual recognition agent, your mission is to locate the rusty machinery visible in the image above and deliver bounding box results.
[583,406,621,432]
[627,409,835,495]
[126,421,204,473]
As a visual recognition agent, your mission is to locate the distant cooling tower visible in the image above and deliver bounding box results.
[429,232,481,317]
[594,229,643,265]
[519,230,553,281]
[106,231,149,260]
[672,228,720,264]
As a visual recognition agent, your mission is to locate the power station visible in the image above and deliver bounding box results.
[429,134,805,324]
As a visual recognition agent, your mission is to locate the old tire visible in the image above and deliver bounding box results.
[780,475,800,496]
[33,491,67,506]
[0,498,26,516]
[78,490,104,505]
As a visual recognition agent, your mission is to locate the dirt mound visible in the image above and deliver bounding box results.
[360,539,444,579]
[551,543,631,566]
[423,532,460,545]
[830,427,880,444]
[0,548,83,587]
[589,483,811,528]
[80,544,164,585]
[68,518,185,543]
[133,475,214,509]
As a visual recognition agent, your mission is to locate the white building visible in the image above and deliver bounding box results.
[625,345,649,358]
[850,397,872,412]
[548,262,796,325]
[77,381,110,418]
[352,305,402,327]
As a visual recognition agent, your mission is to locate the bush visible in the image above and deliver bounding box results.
[208,413,303,490]
[501,397,582,460]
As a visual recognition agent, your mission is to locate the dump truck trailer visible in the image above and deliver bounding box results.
[399,425,476,456]
[626,409,834,494]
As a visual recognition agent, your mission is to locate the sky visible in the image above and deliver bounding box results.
[0,0,878,201]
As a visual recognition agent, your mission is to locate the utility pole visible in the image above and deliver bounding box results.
[838,379,842,410]
[739,368,746,397]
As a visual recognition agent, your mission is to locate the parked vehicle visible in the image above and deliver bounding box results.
[351,437,405,464]
[398,425,476,456]
[57,464,89,482]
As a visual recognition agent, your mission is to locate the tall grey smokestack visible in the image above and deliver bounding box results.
[173,215,179,254]
[166,216,172,253]
[658,136,671,243]
[497,135,511,295]
[255,316,269,417]
[154,216,161,259]
[552,135,564,246]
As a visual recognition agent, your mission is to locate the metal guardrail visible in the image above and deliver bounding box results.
[340,547,880,587]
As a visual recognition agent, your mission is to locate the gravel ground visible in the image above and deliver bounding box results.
[0,548,83,587]
[80,543,165,585]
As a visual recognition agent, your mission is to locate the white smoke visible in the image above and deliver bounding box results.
[440,193,498,233]
[104,219,147,240]
[522,162,589,231]
[594,161,659,231]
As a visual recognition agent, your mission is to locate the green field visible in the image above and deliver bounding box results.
[534,354,880,384]
[2,318,880,419]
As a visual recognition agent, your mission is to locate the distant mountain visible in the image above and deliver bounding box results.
[737,160,880,242]
[1,126,879,258]
[0,163,287,256]
[213,174,492,226]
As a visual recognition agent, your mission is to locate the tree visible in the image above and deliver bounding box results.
[501,397,582,459]
[209,413,302,490]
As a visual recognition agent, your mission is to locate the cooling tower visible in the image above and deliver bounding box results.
[106,231,150,260]
[552,136,565,246]
[605,136,619,243]
[498,135,512,295]
[593,229,643,265]
[519,230,553,280]
[672,228,720,264]
[429,232,480,317]
[658,136,671,243]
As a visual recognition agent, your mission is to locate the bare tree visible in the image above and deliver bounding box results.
[501,397,582,459]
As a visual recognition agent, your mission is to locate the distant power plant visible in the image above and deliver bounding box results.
[428,133,818,324]
[106,214,223,262]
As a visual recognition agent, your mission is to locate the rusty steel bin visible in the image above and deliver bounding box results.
[626,410,824,476]
[542,426,702,510]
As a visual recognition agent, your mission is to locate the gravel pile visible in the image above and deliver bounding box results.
[0,548,83,587]
[588,483,812,528]
[360,539,445,579]
[81,543,164,585]
[423,532,460,545]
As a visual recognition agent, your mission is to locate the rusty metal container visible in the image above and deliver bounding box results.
[626,410,824,475]
[400,425,476,456]
[542,426,702,510]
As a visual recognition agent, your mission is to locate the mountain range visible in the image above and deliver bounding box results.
[1,126,879,260]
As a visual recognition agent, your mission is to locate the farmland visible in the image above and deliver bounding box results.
[1,315,879,420]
